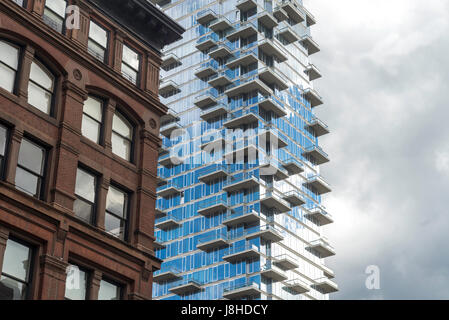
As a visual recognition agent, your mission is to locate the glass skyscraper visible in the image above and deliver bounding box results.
[152,0,337,300]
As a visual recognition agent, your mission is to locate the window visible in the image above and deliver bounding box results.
[15,138,47,199]
[98,279,121,300]
[105,185,129,240]
[74,168,97,224]
[111,112,133,161]
[121,44,140,85]
[64,264,87,300]
[43,0,67,33]
[0,40,19,93]
[88,21,109,63]
[28,61,55,114]
[0,239,33,300]
[82,96,103,144]
[0,125,8,177]
[11,0,26,7]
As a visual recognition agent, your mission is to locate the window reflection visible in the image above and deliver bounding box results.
[74,168,97,224]
[0,40,19,93]
[112,111,133,161]
[28,61,54,114]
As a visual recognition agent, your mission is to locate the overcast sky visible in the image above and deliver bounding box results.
[304,0,449,299]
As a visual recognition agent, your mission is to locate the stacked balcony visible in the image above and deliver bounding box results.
[304,7,317,27]
[223,110,260,128]
[300,35,321,56]
[197,198,229,216]
[156,181,182,198]
[245,224,284,242]
[273,254,299,270]
[222,208,261,227]
[322,265,336,279]
[258,125,288,149]
[223,281,261,300]
[198,165,229,184]
[305,206,334,226]
[169,278,203,295]
[258,39,288,62]
[225,76,272,97]
[259,95,287,117]
[201,136,227,151]
[155,205,167,219]
[197,9,218,25]
[155,214,181,230]
[161,53,181,70]
[194,90,219,108]
[259,67,289,91]
[153,266,181,283]
[282,190,306,206]
[282,157,304,174]
[208,71,233,88]
[159,79,180,96]
[223,172,259,193]
[210,16,233,32]
[226,48,259,69]
[313,277,339,294]
[153,238,166,250]
[302,145,330,165]
[236,0,257,11]
[276,21,300,44]
[223,243,261,262]
[261,264,288,282]
[195,61,218,79]
[260,157,289,180]
[197,231,229,251]
[196,34,218,51]
[303,88,323,107]
[305,64,322,81]
[160,121,181,138]
[260,188,291,213]
[281,0,305,24]
[227,20,258,41]
[307,116,329,137]
[307,238,336,258]
[224,139,259,163]
[273,6,289,21]
[304,175,332,195]
[209,45,233,60]
[284,278,310,294]
[201,104,229,121]
[158,152,182,167]
[258,10,278,28]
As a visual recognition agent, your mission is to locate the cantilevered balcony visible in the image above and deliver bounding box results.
[155,214,182,230]
[196,34,218,51]
[197,9,218,25]
[223,111,259,128]
[300,35,320,55]
[303,145,330,165]
[273,254,299,270]
[197,231,229,251]
[322,265,336,279]
[161,53,181,70]
[198,165,229,183]
[305,206,334,226]
[223,244,261,262]
[258,11,278,28]
[210,17,233,32]
[224,139,258,163]
[194,62,218,78]
[227,20,258,41]
[157,182,182,198]
[169,278,203,295]
[258,39,288,62]
[259,95,287,117]
[260,188,291,213]
[313,277,339,294]
[225,77,272,97]
[226,49,258,69]
[223,172,260,192]
[282,157,304,174]
[159,151,183,167]
[276,22,299,44]
[273,6,289,21]
[284,279,310,294]
[209,45,233,59]
[208,72,233,88]
[260,158,289,180]
[159,80,180,96]
[303,88,323,108]
[259,67,289,90]
[161,108,180,124]
[305,64,322,81]
[307,116,329,137]
[223,281,261,299]
[194,91,219,108]
[201,136,226,151]
[155,206,167,219]
[159,121,181,138]
[304,7,317,26]
[282,190,306,206]
[153,266,181,283]
[307,238,336,258]
[197,198,229,216]
[304,175,332,195]
[153,239,166,250]
[261,264,288,282]
[281,0,305,24]
[245,224,284,242]
[222,208,261,227]
[259,125,288,149]
[236,0,257,11]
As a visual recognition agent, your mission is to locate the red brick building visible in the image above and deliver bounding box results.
[0,0,183,300]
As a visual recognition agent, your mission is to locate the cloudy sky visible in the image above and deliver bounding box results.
[303,0,449,299]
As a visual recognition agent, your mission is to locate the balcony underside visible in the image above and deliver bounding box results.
[305,178,332,195]
[198,169,229,183]
[303,149,329,165]
[223,285,261,299]
[160,124,180,138]
[261,268,288,282]
[304,88,323,107]
[222,211,261,227]
[197,238,229,251]
[198,202,228,216]
[283,192,306,206]
[259,98,287,117]
[153,241,166,250]
[305,64,322,81]
[159,83,179,96]
[258,12,278,28]
[197,12,217,25]
[201,105,228,120]
[208,75,233,88]
[155,218,181,230]
[195,67,217,79]
[196,39,216,51]
[153,271,181,283]
[157,186,181,198]
[155,208,167,219]
[308,242,336,258]
[159,155,182,167]
[225,79,272,97]
[313,279,339,294]
[246,229,284,242]
[227,25,258,41]
[285,280,310,294]
[169,282,202,295]
[259,130,288,149]
[273,7,288,21]
[223,113,259,128]
[194,95,217,108]
[301,36,320,55]
[236,0,257,11]
[223,248,261,262]
[261,164,289,180]
[282,160,304,174]
[223,176,259,193]
[226,53,258,69]
[273,257,299,270]
[277,27,299,43]
[224,144,258,163]
[281,3,305,24]
[308,119,329,137]
[258,40,287,62]
[209,46,233,59]
[210,19,232,32]
[305,209,334,226]
[260,196,290,213]
[259,68,288,90]
[201,137,226,151]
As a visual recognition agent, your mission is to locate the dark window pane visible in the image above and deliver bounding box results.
[106,186,126,218]
[0,276,27,300]
[0,125,7,157]
[75,168,96,202]
[18,139,45,175]
[98,280,120,300]
[73,198,93,223]
[64,265,87,300]
[0,40,19,93]
[87,40,106,62]
[45,0,67,17]
[11,0,25,7]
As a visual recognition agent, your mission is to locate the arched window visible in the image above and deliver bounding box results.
[28,60,55,114]
[0,40,20,93]
[112,111,133,162]
[82,96,104,144]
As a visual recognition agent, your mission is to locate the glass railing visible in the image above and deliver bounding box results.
[304,145,328,158]
[197,197,229,211]
[261,188,290,206]
[209,69,235,82]
[282,157,304,170]
[223,205,259,222]
[225,243,259,256]
[197,230,228,245]
[224,171,259,188]
[309,238,335,252]
[195,60,220,73]
[283,190,305,202]
[169,276,203,289]
[195,88,221,103]
[309,116,328,129]
[307,175,330,188]
[157,180,182,193]
[198,164,230,178]
[259,95,285,112]
[260,156,289,176]
[243,224,283,239]
[200,103,229,118]
[224,280,259,293]
[197,8,218,21]
[197,33,219,46]
[153,265,181,276]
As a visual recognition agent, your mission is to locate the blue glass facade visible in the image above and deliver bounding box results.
[153,0,337,300]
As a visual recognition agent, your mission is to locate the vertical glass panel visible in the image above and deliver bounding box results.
[111,133,131,161]
[0,125,7,156]
[11,0,25,7]
[0,276,27,300]
[122,45,139,70]
[0,64,16,93]
[83,97,102,121]
[105,213,124,239]
[2,239,31,282]
[18,139,45,175]
[73,198,93,223]
[0,41,19,69]
[28,82,52,114]
[112,113,132,139]
[98,280,120,300]
[45,0,67,18]
[15,167,39,196]
[81,115,101,144]
[75,168,96,202]
[30,62,54,91]
[64,265,87,300]
[89,21,108,48]
[106,186,126,218]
